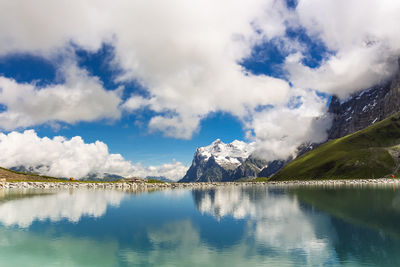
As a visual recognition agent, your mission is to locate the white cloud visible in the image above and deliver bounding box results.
[286,0,400,97]
[122,95,149,112]
[133,160,188,181]
[0,0,293,140]
[0,130,188,180]
[246,88,331,161]
[110,0,293,139]
[0,0,398,162]
[148,114,203,140]
[0,62,122,130]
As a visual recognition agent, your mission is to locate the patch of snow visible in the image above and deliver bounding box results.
[340,87,374,104]
[372,117,378,124]
[357,87,374,98]
[339,96,351,104]
[197,139,255,167]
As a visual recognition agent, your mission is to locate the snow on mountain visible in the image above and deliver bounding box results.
[179,139,265,182]
[180,138,319,182]
[196,139,256,169]
[328,58,400,140]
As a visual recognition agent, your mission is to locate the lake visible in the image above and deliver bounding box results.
[0,185,400,266]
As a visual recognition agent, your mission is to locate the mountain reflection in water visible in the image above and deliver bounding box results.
[0,185,399,266]
[193,185,400,266]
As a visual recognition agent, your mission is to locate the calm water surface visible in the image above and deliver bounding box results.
[0,185,400,266]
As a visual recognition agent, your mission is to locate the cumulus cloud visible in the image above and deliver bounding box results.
[0,0,398,162]
[246,89,331,161]
[286,0,400,97]
[0,130,188,180]
[194,186,335,262]
[0,0,292,137]
[109,0,293,139]
[133,160,188,181]
[0,62,122,130]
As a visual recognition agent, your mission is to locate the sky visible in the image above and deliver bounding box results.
[0,0,399,180]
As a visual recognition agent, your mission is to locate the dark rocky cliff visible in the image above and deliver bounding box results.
[232,156,268,180]
[257,142,316,178]
[180,155,235,182]
[328,61,400,139]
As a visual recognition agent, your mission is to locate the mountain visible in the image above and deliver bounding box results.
[179,139,268,182]
[271,112,400,180]
[0,166,60,181]
[180,139,324,182]
[10,165,51,174]
[83,173,125,182]
[257,142,317,178]
[9,165,127,181]
[258,160,288,178]
[183,61,400,182]
[265,60,400,179]
[232,155,270,180]
[328,59,400,140]
[146,176,174,183]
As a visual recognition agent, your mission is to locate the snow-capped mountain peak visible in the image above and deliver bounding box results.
[180,138,267,182]
[196,139,255,168]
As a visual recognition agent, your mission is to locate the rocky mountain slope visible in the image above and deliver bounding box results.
[328,60,400,139]
[272,112,400,180]
[257,142,317,178]
[261,60,400,178]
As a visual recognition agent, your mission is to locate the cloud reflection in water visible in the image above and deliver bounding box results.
[192,186,336,264]
[0,189,126,227]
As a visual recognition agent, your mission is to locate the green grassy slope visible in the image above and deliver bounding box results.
[271,113,400,180]
[0,167,63,182]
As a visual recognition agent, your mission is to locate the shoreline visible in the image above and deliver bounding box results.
[1,178,400,190]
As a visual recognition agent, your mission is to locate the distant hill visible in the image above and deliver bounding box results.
[83,173,125,182]
[146,176,174,183]
[6,167,127,182]
[271,112,400,180]
[0,167,61,181]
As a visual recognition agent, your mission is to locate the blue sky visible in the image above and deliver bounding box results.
[0,0,398,179]
[0,47,248,166]
[0,23,328,166]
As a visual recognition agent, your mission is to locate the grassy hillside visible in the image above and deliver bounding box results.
[0,167,63,182]
[271,112,400,180]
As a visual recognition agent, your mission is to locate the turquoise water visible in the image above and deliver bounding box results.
[0,185,400,266]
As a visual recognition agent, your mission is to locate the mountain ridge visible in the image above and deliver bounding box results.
[271,112,400,180]
[328,59,400,140]
[179,139,267,182]
[182,60,400,182]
